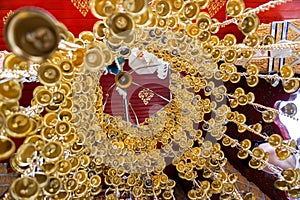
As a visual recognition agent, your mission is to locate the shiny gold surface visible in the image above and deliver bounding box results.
[1,1,300,199]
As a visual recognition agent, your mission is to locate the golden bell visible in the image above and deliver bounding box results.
[182,2,199,20]
[5,8,60,62]
[108,13,135,39]
[210,18,220,34]
[38,63,62,86]
[171,0,184,11]
[0,79,22,102]
[84,47,105,72]
[198,0,210,9]
[115,71,133,89]
[282,169,297,184]
[226,0,245,17]
[6,113,33,138]
[198,30,211,43]
[3,53,30,70]
[90,0,118,19]
[185,24,199,37]
[262,35,275,45]
[74,170,88,184]
[123,0,148,15]
[244,192,256,200]
[230,72,241,83]
[69,156,80,171]
[44,112,58,127]
[242,50,254,60]
[156,0,171,17]
[197,12,211,31]
[224,49,237,63]
[10,177,40,200]
[243,33,260,47]
[93,21,107,39]
[246,75,259,87]
[239,14,260,36]
[59,60,74,76]
[65,178,78,192]
[280,65,294,79]
[41,141,63,162]
[0,135,16,161]
[43,176,62,195]
[248,158,261,169]
[56,121,71,136]
[274,180,289,191]
[35,88,52,105]
[16,143,36,167]
[56,159,72,175]
[157,17,167,29]
[240,139,251,150]
[262,110,276,123]
[252,147,265,159]
[223,34,236,46]
[282,79,299,93]
[288,188,300,199]
[34,172,49,188]
[134,9,153,27]
[275,146,291,160]
[246,64,259,76]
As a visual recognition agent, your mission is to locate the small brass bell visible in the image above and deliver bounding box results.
[115,71,133,89]
[226,0,245,17]
[108,13,135,39]
[5,8,60,62]
[262,35,275,45]
[239,13,260,36]
[123,0,148,15]
[0,135,16,161]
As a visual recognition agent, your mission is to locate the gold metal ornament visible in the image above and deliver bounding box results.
[9,177,40,200]
[0,79,22,102]
[115,71,133,89]
[226,0,245,17]
[15,143,36,167]
[182,2,199,20]
[6,113,33,138]
[5,8,60,62]
[243,33,260,47]
[93,20,108,39]
[123,0,148,15]
[108,13,135,39]
[239,13,260,36]
[43,176,62,195]
[90,0,118,19]
[196,12,211,31]
[41,141,63,162]
[3,53,30,71]
[0,135,16,161]
[282,79,299,93]
[262,34,275,45]
[155,0,171,17]
[38,63,62,86]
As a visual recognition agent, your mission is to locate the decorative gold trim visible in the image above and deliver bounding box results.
[2,10,14,24]
[71,0,90,17]
[207,0,226,17]
[138,88,154,105]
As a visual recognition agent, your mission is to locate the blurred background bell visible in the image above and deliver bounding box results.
[5,7,60,62]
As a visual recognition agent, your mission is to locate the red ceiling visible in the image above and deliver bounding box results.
[0,0,299,50]
[0,1,299,199]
